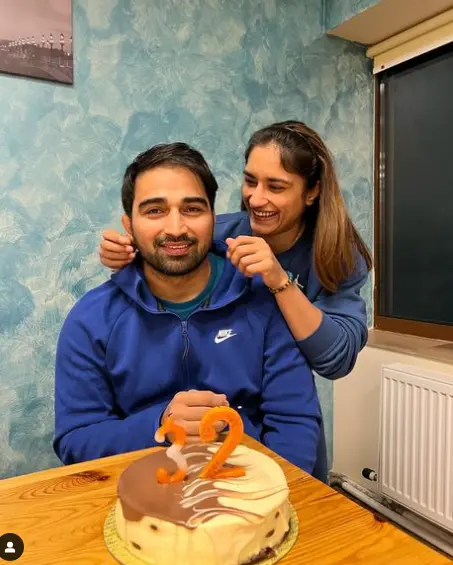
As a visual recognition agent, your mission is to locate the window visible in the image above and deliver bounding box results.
[375,43,453,341]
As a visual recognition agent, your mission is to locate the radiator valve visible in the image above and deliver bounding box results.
[362,468,378,482]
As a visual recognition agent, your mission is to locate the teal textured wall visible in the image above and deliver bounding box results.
[325,0,381,31]
[0,0,373,478]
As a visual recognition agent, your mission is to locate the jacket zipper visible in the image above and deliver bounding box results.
[181,320,190,389]
[178,285,249,390]
[136,283,249,391]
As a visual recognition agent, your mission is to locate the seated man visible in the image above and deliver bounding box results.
[53,142,323,477]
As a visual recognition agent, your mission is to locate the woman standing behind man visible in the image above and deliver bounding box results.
[98,120,373,480]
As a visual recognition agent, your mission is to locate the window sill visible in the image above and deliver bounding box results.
[367,328,453,366]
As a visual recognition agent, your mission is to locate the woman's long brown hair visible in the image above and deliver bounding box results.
[244,120,373,293]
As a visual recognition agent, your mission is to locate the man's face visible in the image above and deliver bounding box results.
[122,166,214,277]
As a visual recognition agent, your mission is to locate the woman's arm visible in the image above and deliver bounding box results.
[272,279,323,340]
[226,236,369,380]
[273,264,368,379]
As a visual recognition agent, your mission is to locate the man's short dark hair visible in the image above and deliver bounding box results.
[121,142,219,217]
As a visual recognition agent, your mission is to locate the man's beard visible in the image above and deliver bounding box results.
[133,232,211,277]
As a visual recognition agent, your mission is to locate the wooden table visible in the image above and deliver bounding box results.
[0,435,450,565]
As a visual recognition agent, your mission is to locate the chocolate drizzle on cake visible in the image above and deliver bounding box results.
[118,444,287,530]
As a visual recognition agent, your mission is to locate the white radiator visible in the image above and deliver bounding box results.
[379,363,453,533]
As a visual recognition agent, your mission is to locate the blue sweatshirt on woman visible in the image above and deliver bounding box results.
[53,241,323,477]
[215,212,369,380]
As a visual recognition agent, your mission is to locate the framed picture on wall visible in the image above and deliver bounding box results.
[0,0,73,85]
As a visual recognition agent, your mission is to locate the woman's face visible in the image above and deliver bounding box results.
[242,144,313,238]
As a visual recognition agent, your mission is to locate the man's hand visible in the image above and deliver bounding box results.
[161,390,229,444]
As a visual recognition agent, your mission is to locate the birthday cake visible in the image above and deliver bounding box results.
[113,407,291,565]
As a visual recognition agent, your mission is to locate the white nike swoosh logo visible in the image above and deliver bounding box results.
[214,333,237,344]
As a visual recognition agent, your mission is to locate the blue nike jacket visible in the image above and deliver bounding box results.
[53,241,323,477]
